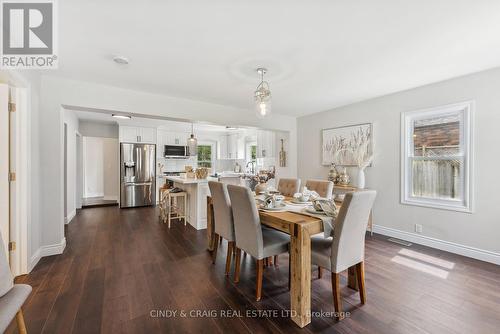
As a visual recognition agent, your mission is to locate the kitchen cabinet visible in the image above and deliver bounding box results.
[119,126,156,144]
[256,130,276,158]
[218,133,245,159]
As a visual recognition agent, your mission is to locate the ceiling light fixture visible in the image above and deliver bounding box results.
[226,126,238,130]
[112,114,132,119]
[187,123,198,156]
[113,56,129,65]
[254,67,271,118]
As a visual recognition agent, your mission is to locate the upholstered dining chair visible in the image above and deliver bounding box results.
[311,190,376,320]
[277,178,301,197]
[0,232,32,334]
[227,184,290,301]
[305,179,334,199]
[208,181,237,276]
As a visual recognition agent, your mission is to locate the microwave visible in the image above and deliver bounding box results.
[164,145,190,159]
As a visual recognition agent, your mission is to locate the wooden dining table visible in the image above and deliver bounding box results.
[206,196,363,328]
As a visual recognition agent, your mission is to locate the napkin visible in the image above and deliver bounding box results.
[312,198,338,238]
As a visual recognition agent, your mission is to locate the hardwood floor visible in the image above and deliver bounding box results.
[8,206,500,334]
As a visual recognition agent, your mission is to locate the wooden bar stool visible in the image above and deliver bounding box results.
[162,190,187,228]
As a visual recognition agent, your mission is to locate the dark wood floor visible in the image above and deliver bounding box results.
[8,206,500,334]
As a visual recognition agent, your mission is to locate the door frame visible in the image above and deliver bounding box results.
[2,72,31,276]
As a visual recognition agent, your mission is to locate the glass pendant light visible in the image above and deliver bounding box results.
[254,68,271,118]
[187,123,198,156]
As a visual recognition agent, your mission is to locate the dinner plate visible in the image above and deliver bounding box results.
[260,203,287,211]
[304,207,327,215]
[290,198,311,205]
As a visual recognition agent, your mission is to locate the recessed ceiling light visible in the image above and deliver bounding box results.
[112,114,131,119]
[226,126,238,130]
[113,56,129,65]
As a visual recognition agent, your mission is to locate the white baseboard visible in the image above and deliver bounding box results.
[103,195,118,201]
[65,210,76,224]
[28,248,41,272]
[373,225,500,265]
[28,237,67,272]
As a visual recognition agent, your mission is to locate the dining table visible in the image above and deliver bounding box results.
[206,195,366,328]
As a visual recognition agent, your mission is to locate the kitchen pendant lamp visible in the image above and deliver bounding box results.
[187,123,198,156]
[254,68,271,118]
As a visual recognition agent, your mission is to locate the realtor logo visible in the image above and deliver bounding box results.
[1,0,58,69]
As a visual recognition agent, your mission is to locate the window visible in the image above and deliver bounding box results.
[197,145,212,168]
[401,101,473,212]
[251,145,257,161]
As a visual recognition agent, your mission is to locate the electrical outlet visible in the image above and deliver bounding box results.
[415,224,423,234]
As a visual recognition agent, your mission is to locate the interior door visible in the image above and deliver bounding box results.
[0,84,9,257]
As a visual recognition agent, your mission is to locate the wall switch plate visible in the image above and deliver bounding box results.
[415,224,423,233]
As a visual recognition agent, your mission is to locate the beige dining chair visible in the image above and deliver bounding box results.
[305,179,334,199]
[0,232,32,334]
[227,184,290,301]
[311,190,376,319]
[208,181,237,276]
[277,178,301,197]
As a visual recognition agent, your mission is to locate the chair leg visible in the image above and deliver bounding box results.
[225,241,234,276]
[256,259,264,301]
[234,248,242,283]
[356,261,366,304]
[331,273,344,320]
[16,310,27,334]
[318,266,323,279]
[273,255,278,266]
[212,233,219,264]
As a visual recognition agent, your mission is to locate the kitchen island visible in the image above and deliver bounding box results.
[164,176,218,230]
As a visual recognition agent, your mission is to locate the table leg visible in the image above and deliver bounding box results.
[207,197,216,251]
[290,225,311,328]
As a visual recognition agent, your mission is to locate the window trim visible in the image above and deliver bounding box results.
[400,101,474,213]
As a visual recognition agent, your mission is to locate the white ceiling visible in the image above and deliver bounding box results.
[53,0,500,117]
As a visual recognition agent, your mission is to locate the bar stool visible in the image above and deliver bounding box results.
[160,190,188,228]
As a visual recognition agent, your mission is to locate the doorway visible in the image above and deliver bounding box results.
[82,136,119,208]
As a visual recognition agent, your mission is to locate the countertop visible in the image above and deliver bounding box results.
[163,175,218,184]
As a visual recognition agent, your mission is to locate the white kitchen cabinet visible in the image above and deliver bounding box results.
[119,126,156,144]
[218,133,245,160]
[166,132,187,145]
[256,130,276,158]
[140,127,156,143]
[218,135,228,159]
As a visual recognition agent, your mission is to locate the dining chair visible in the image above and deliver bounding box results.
[227,184,290,301]
[277,178,301,197]
[305,179,334,199]
[208,181,237,276]
[0,232,32,334]
[311,190,376,320]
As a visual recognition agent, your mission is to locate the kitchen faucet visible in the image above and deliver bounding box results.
[246,161,256,174]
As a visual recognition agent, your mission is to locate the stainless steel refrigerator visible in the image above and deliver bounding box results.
[120,143,156,208]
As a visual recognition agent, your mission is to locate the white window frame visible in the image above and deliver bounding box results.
[401,101,474,213]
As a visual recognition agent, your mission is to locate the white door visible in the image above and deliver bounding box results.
[0,84,9,256]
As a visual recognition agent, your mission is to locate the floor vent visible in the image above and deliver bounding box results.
[387,238,412,247]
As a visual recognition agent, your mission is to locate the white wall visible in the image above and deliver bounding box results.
[63,111,79,223]
[297,67,500,263]
[83,137,104,197]
[79,120,118,138]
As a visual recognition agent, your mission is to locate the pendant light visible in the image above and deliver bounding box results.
[254,67,271,118]
[187,123,198,156]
